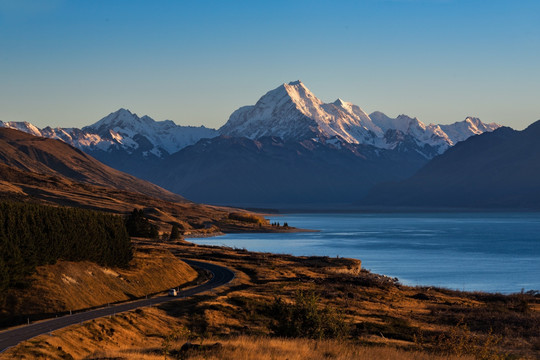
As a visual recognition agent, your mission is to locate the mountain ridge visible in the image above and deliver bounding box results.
[0,109,218,160]
[143,134,430,206]
[218,81,501,158]
[1,81,501,162]
[360,121,540,209]
[0,81,506,207]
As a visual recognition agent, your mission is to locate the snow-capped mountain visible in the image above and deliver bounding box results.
[219,80,383,144]
[0,121,43,138]
[1,109,218,158]
[0,82,508,207]
[1,82,500,162]
[82,109,218,157]
[220,81,501,157]
[361,121,540,209]
[439,117,501,145]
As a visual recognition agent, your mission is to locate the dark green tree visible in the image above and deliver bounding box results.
[169,224,181,241]
[0,201,133,295]
[124,209,159,239]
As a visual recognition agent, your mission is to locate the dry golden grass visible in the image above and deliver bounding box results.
[89,336,475,360]
[2,241,538,360]
[3,307,178,359]
[1,246,197,317]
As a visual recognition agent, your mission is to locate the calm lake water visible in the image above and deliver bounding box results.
[192,213,540,294]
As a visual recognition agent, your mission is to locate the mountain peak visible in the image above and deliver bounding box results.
[84,108,147,132]
[216,82,504,157]
[465,116,481,124]
[287,80,302,86]
[116,108,133,114]
[438,117,502,145]
[333,98,348,106]
[108,108,138,120]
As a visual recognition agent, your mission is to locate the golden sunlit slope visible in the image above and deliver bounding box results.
[0,162,275,234]
[0,127,184,203]
[1,246,198,320]
[4,241,538,359]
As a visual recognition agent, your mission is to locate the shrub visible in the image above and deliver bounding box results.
[228,212,266,225]
[269,291,349,339]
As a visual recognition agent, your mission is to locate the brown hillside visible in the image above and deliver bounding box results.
[0,128,290,234]
[0,163,275,234]
[1,246,197,318]
[0,127,184,203]
[4,241,537,359]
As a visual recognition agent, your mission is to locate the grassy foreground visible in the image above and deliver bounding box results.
[2,240,539,359]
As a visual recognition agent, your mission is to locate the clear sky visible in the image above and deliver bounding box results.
[1,0,539,130]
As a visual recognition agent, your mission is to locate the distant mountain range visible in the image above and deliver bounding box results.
[361,121,540,209]
[0,81,503,207]
[220,81,499,157]
[0,110,218,175]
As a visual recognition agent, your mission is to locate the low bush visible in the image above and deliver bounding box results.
[228,212,266,225]
[269,290,349,340]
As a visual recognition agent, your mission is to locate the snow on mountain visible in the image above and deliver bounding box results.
[370,112,501,151]
[0,110,219,158]
[0,121,43,137]
[1,83,502,162]
[219,81,383,144]
[439,117,500,145]
[83,109,219,156]
[220,81,502,157]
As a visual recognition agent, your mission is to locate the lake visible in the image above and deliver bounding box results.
[192,213,540,294]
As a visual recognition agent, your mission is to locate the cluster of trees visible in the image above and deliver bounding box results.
[124,209,159,239]
[0,201,133,293]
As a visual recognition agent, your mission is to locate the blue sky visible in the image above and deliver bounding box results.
[1,0,539,129]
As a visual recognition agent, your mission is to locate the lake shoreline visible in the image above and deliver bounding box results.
[191,212,540,294]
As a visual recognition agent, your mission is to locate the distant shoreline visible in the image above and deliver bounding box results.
[236,206,540,214]
[189,212,540,294]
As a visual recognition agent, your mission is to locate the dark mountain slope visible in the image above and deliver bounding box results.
[145,135,430,207]
[360,121,540,209]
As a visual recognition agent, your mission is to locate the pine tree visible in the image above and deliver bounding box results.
[169,224,181,241]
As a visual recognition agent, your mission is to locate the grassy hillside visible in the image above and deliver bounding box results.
[0,128,302,236]
[0,163,300,235]
[0,127,184,203]
[0,246,197,325]
[4,241,538,360]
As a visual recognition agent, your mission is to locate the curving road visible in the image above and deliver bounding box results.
[0,259,234,353]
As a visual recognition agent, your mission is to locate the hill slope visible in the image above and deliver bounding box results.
[0,128,279,234]
[360,121,540,209]
[0,128,184,203]
[1,246,197,321]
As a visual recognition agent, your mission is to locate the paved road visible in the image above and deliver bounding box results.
[0,259,234,353]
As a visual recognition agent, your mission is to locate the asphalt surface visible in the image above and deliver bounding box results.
[0,259,235,353]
